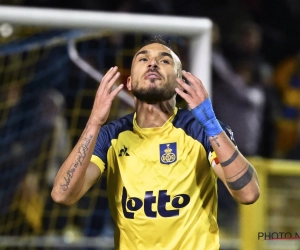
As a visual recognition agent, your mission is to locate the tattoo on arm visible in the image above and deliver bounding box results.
[60,134,93,191]
[226,163,249,180]
[211,136,220,147]
[226,165,254,190]
[220,149,239,167]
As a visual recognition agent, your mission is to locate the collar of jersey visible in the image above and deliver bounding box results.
[133,107,178,137]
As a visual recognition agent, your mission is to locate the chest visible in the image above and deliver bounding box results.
[107,130,210,188]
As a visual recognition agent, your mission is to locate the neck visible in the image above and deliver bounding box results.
[135,98,175,128]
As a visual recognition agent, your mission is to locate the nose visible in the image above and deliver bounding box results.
[148,58,158,69]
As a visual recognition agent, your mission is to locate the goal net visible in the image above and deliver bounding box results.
[0,5,212,249]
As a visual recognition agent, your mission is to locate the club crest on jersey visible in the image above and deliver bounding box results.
[160,142,177,164]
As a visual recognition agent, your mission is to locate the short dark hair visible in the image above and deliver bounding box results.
[143,35,171,49]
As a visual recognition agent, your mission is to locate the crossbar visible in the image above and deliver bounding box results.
[0,5,212,94]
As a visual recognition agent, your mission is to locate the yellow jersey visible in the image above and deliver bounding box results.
[91,107,235,250]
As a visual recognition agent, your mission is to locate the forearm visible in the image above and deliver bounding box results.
[210,132,260,204]
[175,72,259,204]
[51,121,101,205]
[190,98,259,203]
[51,66,122,205]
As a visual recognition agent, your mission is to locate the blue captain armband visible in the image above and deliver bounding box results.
[191,98,223,137]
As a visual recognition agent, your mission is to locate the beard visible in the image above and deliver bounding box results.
[132,83,176,104]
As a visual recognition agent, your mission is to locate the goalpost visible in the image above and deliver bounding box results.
[0,5,212,93]
[0,5,213,249]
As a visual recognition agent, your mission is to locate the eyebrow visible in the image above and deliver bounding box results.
[160,52,173,60]
[134,50,173,60]
[135,50,148,58]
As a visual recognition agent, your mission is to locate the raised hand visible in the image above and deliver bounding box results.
[89,66,124,126]
[175,70,223,137]
[175,70,209,109]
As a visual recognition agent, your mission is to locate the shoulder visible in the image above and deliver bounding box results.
[93,113,134,158]
[172,109,209,152]
[173,108,205,137]
[173,108,236,146]
[100,113,134,140]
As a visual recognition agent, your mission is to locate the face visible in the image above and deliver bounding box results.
[127,43,182,104]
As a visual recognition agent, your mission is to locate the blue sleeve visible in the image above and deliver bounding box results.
[173,109,236,157]
[93,125,112,167]
[92,113,134,167]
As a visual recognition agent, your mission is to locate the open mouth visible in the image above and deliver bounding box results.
[144,72,162,80]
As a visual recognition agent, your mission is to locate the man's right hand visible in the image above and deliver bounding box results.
[89,66,123,126]
[51,66,123,205]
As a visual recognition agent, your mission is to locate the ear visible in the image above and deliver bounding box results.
[127,76,132,90]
